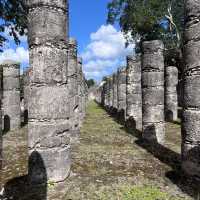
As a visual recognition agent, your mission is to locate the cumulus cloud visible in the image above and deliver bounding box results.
[81,24,135,81]
[0,47,29,64]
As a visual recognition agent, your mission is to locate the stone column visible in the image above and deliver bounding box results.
[2,61,21,131]
[104,78,109,109]
[0,65,2,170]
[23,67,32,124]
[165,66,178,122]
[182,0,200,176]
[126,56,142,131]
[142,40,165,144]
[112,73,118,113]
[27,0,70,183]
[77,57,84,126]
[108,77,113,111]
[67,38,79,139]
[117,67,127,122]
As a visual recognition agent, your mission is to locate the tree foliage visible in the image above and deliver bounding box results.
[86,79,96,88]
[0,0,27,51]
[107,0,184,49]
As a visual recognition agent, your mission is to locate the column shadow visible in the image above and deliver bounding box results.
[1,151,47,200]
[96,101,200,199]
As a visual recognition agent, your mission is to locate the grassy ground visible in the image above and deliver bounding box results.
[0,101,198,199]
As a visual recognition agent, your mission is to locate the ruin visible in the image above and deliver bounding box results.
[182,0,200,177]
[67,38,80,140]
[27,0,71,183]
[165,65,178,122]
[112,73,118,113]
[117,67,127,122]
[126,56,142,131]
[141,40,165,144]
[2,61,21,132]
[0,65,2,170]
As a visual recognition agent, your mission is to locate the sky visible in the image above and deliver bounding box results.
[0,0,135,82]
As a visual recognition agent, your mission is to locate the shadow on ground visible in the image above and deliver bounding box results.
[99,102,200,199]
[1,151,47,200]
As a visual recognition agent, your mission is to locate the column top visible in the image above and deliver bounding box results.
[142,40,164,54]
[26,0,68,11]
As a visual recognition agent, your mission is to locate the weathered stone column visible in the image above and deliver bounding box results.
[27,0,70,183]
[182,0,200,176]
[108,76,113,111]
[117,67,127,122]
[112,73,118,113]
[67,38,79,139]
[104,78,109,109]
[2,61,21,132]
[126,56,142,131]
[23,67,32,124]
[165,66,178,122]
[142,40,165,144]
[0,65,2,170]
[77,57,85,126]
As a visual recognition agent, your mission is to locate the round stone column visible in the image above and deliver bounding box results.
[117,67,127,122]
[108,76,113,111]
[0,65,3,170]
[2,61,21,132]
[142,40,165,144]
[112,73,118,114]
[165,66,178,122]
[182,0,200,176]
[67,38,79,139]
[27,0,71,183]
[126,56,142,131]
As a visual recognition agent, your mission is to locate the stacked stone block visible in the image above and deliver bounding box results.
[0,65,2,170]
[2,61,21,131]
[108,77,113,110]
[126,56,142,131]
[27,0,71,183]
[165,66,178,122]
[182,0,200,176]
[117,67,127,122]
[23,67,32,124]
[141,40,165,144]
[112,73,118,113]
[67,38,79,138]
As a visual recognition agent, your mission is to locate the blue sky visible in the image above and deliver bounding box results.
[0,0,135,82]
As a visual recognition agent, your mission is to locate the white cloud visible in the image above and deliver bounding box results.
[81,24,135,81]
[0,47,29,64]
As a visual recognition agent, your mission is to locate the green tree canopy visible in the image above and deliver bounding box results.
[0,0,27,51]
[86,79,96,88]
[107,0,184,49]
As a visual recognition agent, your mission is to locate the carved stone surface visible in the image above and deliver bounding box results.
[165,66,178,122]
[67,38,79,139]
[141,40,165,144]
[126,56,142,131]
[0,65,2,170]
[108,77,113,109]
[2,61,21,131]
[117,67,126,122]
[27,0,71,183]
[112,73,118,111]
[182,0,200,177]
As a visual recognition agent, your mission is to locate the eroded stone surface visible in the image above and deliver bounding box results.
[182,0,200,177]
[2,61,21,131]
[142,40,165,144]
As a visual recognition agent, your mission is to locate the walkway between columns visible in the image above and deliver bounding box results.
[0,101,196,199]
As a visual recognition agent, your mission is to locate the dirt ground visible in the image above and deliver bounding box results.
[0,101,199,200]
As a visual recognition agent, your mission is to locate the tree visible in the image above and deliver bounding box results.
[107,0,184,49]
[0,0,27,52]
[86,79,96,88]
